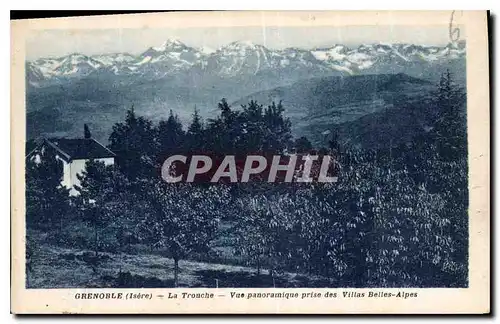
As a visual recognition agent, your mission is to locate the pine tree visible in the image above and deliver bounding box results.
[186,107,204,152]
[108,105,157,179]
[433,70,467,159]
[157,110,185,158]
[218,98,234,124]
[328,130,341,155]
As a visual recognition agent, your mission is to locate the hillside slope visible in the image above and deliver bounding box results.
[233,73,438,149]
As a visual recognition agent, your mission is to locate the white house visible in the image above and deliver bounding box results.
[26,138,116,195]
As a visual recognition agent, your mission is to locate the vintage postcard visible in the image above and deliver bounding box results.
[11,11,489,314]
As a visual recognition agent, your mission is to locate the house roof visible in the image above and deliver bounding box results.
[40,138,116,161]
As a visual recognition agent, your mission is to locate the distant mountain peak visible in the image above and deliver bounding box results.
[199,45,216,54]
[152,38,186,52]
[66,52,85,57]
[26,40,466,84]
[235,40,256,46]
[225,40,260,49]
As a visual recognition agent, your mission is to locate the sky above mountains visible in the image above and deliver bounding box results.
[26,25,458,60]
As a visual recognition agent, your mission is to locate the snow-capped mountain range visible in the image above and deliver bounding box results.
[26,38,465,86]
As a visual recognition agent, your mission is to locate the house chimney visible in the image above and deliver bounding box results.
[84,124,92,139]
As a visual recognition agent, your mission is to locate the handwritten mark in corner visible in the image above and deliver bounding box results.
[449,10,464,46]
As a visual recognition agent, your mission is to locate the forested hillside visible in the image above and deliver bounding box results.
[26,70,468,288]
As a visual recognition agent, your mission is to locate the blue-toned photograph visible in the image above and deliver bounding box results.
[24,23,468,289]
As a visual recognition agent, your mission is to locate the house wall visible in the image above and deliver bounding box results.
[58,156,71,189]
[68,157,114,195]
